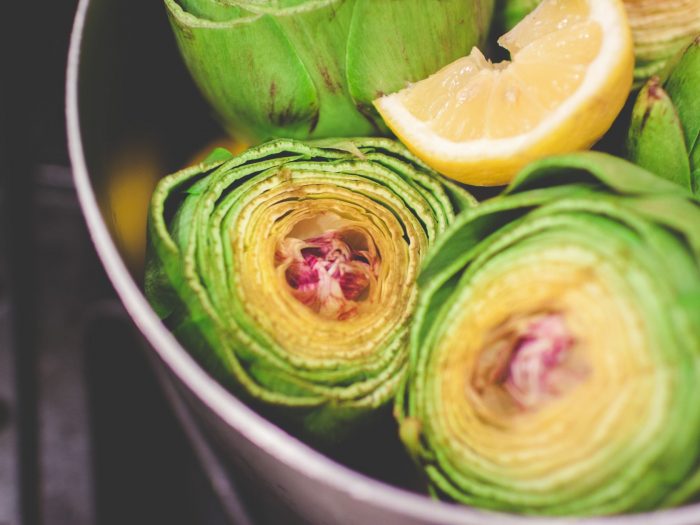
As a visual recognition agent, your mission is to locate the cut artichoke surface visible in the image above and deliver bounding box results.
[627,0,700,84]
[146,138,473,439]
[400,152,700,515]
[164,0,494,142]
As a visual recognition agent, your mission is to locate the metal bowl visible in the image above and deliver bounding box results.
[65,0,700,523]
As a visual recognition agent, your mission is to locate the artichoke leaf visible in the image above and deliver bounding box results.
[346,0,494,106]
[626,77,692,190]
[147,138,471,440]
[664,36,700,156]
[402,152,700,515]
[164,0,494,141]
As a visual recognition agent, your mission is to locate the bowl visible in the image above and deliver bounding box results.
[66,1,700,523]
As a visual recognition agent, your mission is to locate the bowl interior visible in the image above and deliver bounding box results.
[69,1,700,523]
[72,0,423,494]
[76,0,221,277]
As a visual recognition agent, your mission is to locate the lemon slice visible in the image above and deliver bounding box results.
[374,0,634,186]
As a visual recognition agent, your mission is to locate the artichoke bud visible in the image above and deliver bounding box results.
[164,0,495,142]
[146,138,473,440]
[626,76,692,190]
[627,37,700,193]
[403,152,700,515]
[664,36,700,155]
[692,137,700,191]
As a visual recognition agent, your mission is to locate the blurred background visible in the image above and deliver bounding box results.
[0,2,244,524]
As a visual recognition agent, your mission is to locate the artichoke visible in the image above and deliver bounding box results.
[493,0,540,35]
[400,152,700,515]
[627,0,700,84]
[164,0,494,142]
[146,138,473,440]
[627,36,700,193]
[495,0,700,85]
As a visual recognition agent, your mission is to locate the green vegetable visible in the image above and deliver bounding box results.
[631,6,700,86]
[494,0,539,33]
[164,0,494,142]
[146,138,473,441]
[627,37,700,193]
[400,151,700,515]
[626,77,692,189]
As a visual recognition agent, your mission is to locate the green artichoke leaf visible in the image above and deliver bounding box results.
[493,0,539,32]
[346,0,494,109]
[259,0,379,138]
[402,152,700,516]
[511,150,688,196]
[166,0,323,139]
[164,0,494,141]
[665,36,700,160]
[626,38,700,194]
[146,137,471,441]
[625,78,692,191]
[692,138,700,193]
[202,147,235,164]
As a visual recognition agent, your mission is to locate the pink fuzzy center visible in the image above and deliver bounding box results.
[276,230,379,321]
[504,315,576,409]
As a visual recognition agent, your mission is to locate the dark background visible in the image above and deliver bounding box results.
[0,2,235,524]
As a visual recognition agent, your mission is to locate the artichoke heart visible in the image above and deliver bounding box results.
[163,0,494,141]
[146,138,473,439]
[401,152,700,515]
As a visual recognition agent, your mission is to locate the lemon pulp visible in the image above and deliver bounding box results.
[375,0,634,185]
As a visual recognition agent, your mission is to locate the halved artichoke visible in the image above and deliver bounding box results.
[400,152,700,515]
[146,138,473,440]
[164,0,494,142]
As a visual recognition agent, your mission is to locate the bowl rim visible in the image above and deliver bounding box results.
[65,1,700,523]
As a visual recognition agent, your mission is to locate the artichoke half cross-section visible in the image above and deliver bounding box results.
[164,0,494,141]
[400,152,700,516]
[146,138,473,440]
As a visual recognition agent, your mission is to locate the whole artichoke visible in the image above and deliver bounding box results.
[164,0,494,142]
[400,152,700,515]
[627,36,700,193]
[146,138,473,440]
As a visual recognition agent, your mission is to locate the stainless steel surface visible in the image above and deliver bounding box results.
[0,217,18,525]
[34,164,96,525]
[65,1,700,523]
[1,158,233,524]
[153,355,256,525]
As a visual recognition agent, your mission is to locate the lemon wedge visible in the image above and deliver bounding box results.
[374,0,634,186]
